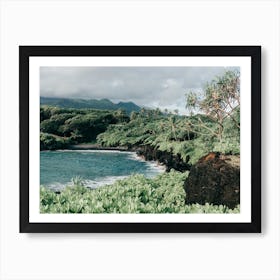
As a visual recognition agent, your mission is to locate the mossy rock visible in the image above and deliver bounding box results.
[184,153,240,209]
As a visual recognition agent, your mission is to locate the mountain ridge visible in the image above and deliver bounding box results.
[40,96,141,114]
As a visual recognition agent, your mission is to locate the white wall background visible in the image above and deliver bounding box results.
[0,0,279,279]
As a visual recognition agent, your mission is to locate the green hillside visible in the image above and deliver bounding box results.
[40,97,141,114]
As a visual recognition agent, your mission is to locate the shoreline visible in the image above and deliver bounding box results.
[80,146,167,171]
[68,143,131,151]
[42,144,168,172]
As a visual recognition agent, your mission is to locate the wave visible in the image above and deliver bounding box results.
[45,175,129,192]
[127,152,166,172]
[83,176,128,189]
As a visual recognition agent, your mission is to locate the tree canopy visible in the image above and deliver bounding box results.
[186,70,240,140]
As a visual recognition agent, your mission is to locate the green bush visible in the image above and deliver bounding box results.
[40,132,71,150]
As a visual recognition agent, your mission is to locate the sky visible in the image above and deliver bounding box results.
[40,66,239,115]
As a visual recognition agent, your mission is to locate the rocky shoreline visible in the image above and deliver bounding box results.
[68,143,191,172]
[134,145,191,172]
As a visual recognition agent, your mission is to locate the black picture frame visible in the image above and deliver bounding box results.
[19,46,261,233]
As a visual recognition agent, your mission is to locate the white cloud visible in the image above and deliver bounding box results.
[111,79,122,87]
[40,66,239,114]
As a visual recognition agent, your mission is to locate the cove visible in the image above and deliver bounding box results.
[40,150,165,191]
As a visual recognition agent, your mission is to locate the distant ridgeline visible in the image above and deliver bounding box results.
[40,97,141,114]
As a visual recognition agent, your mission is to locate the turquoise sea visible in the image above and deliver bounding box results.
[40,150,164,191]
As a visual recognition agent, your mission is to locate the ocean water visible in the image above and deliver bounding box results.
[40,150,165,191]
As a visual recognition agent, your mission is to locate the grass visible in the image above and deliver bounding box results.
[40,170,240,214]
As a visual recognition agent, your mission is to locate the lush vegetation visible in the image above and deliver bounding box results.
[40,107,239,163]
[97,111,239,165]
[40,106,129,149]
[40,170,240,214]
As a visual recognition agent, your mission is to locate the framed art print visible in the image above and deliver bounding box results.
[19,46,261,233]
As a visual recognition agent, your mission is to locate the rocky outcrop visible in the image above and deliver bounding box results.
[184,153,240,209]
[136,145,191,172]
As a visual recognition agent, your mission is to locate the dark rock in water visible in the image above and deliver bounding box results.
[184,153,240,209]
[136,145,191,172]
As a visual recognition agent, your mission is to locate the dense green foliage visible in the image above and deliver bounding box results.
[40,104,240,162]
[40,132,72,150]
[40,106,129,149]
[40,170,240,214]
[41,97,140,113]
[97,111,239,164]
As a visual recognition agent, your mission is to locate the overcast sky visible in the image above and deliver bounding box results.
[40,66,239,114]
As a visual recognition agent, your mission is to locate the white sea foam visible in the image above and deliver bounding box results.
[127,152,166,172]
[83,176,128,189]
[45,175,129,191]
[128,152,146,161]
[45,182,68,192]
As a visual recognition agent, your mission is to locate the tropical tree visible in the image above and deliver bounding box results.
[168,115,179,141]
[155,108,162,116]
[130,111,138,121]
[114,109,128,123]
[185,70,240,141]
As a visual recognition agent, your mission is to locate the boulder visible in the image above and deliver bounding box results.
[184,153,240,209]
